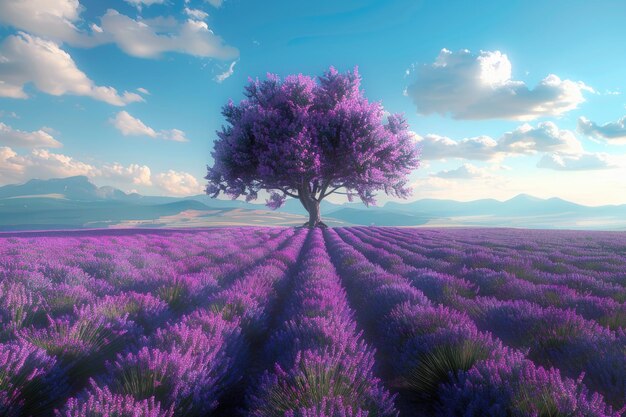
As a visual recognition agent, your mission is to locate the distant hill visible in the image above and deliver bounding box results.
[0,176,135,201]
[381,194,626,229]
[384,194,584,217]
[2,176,626,230]
[0,176,324,230]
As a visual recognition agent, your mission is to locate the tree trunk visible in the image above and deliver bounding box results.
[298,192,327,228]
[307,200,321,227]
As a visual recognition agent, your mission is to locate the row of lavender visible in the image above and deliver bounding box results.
[334,227,625,412]
[247,228,396,416]
[1,227,625,416]
[0,228,306,416]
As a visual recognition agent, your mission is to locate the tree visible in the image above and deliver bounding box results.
[205,67,420,227]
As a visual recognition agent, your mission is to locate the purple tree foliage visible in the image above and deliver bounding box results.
[205,67,420,227]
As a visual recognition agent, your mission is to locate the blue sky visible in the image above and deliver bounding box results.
[1,0,625,205]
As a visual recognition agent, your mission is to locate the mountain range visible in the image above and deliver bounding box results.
[1,176,625,231]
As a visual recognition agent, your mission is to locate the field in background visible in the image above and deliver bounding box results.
[6,177,626,231]
[1,227,625,416]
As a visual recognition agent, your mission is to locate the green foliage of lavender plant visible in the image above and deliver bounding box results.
[398,339,492,401]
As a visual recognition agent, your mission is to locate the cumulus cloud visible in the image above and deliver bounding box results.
[0,0,93,46]
[0,146,204,196]
[415,122,583,161]
[154,170,202,195]
[537,153,617,171]
[100,163,152,186]
[0,145,154,188]
[205,0,224,8]
[0,147,202,196]
[0,147,27,183]
[498,122,583,155]
[0,122,62,148]
[111,111,188,142]
[26,149,97,179]
[136,87,150,95]
[124,0,165,9]
[406,49,592,120]
[0,3,237,61]
[0,33,143,105]
[215,60,237,83]
[577,116,626,144]
[1,148,98,183]
[414,133,498,161]
[184,7,209,20]
[159,129,188,142]
[432,163,493,180]
[111,111,156,137]
[97,10,238,59]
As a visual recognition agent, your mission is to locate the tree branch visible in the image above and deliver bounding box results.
[321,185,344,199]
[279,188,299,199]
[316,180,330,202]
[255,181,300,199]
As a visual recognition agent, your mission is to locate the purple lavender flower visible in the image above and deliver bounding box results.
[0,341,67,416]
[248,349,397,417]
[57,379,174,417]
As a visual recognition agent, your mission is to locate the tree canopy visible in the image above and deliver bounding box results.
[206,67,420,227]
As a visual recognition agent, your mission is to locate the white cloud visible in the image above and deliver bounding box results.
[414,133,498,161]
[97,10,238,59]
[0,111,19,119]
[409,177,456,199]
[415,122,583,161]
[205,0,224,8]
[537,153,617,171]
[0,145,155,188]
[41,127,59,135]
[111,111,157,137]
[11,148,98,181]
[406,49,592,120]
[432,163,493,180]
[111,111,189,142]
[498,122,583,155]
[215,60,237,83]
[184,7,209,20]
[0,147,27,182]
[0,122,62,148]
[0,0,92,46]
[578,116,626,144]
[101,163,152,186]
[136,87,150,95]
[124,0,165,9]
[0,3,237,61]
[154,170,202,195]
[0,33,143,106]
[159,129,188,142]
[0,146,205,196]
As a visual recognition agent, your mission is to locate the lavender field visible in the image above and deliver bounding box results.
[1,227,625,417]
